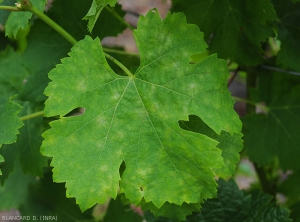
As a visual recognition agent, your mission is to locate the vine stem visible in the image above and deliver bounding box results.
[0,5,22,11]
[104,53,134,77]
[105,6,135,31]
[102,47,139,57]
[19,0,134,78]
[231,96,269,113]
[26,5,77,45]
[19,111,44,121]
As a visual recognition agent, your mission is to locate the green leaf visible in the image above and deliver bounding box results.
[180,115,243,178]
[19,171,95,222]
[0,102,48,181]
[0,161,35,210]
[142,200,200,221]
[103,196,143,222]
[0,97,23,175]
[273,0,300,72]
[0,0,15,25]
[83,0,118,32]
[19,20,70,102]
[42,10,241,211]
[290,202,300,222]
[47,0,126,40]
[5,0,47,38]
[144,179,292,222]
[171,0,277,65]
[279,171,300,205]
[243,70,300,170]
[0,46,29,98]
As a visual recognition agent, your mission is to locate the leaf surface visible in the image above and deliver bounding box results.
[145,180,292,222]
[0,102,48,181]
[273,0,300,72]
[0,162,35,210]
[47,0,126,40]
[19,172,95,222]
[19,20,70,102]
[5,0,47,38]
[171,0,277,65]
[0,47,28,98]
[0,0,15,25]
[180,115,243,178]
[42,10,241,211]
[0,98,23,175]
[243,70,300,170]
[83,0,118,32]
[103,196,143,222]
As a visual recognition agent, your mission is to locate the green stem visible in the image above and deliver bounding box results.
[232,96,269,113]
[102,47,139,57]
[104,52,134,77]
[0,5,21,11]
[26,5,77,45]
[19,111,44,121]
[17,1,134,77]
[105,6,134,31]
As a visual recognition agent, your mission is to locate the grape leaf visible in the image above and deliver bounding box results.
[0,161,35,210]
[83,0,118,32]
[243,70,300,170]
[290,202,300,222]
[171,0,277,65]
[292,0,300,2]
[272,0,300,72]
[145,180,292,222]
[5,0,47,38]
[180,115,243,178]
[141,200,200,221]
[0,102,47,182]
[103,196,143,222]
[0,0,15,25]
[42,10,241,211]
[19,20,70,102]
[279,171,300,205]
[19,171,95,222]
[47,0,126,40]
[0,46,29,98]
[0,98,23,175]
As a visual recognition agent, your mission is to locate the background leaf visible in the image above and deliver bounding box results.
[0,46,28,98]
[0,98,23,175]
[0,102,47,182]
[243,70,300,170]
[19,171,95,222]
[273,0,300,72]
[83,0,118,32]
[0,0,15,25]
[171,0,277,65]
[0,162,35,210]
[5,0,47,38]
[103,196,143,222]
[144,179,292,222]
[47,0,126,40]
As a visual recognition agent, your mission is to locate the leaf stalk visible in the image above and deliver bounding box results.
[105,6,135,31]
[19,111,44,121]
[0,5,22,11]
